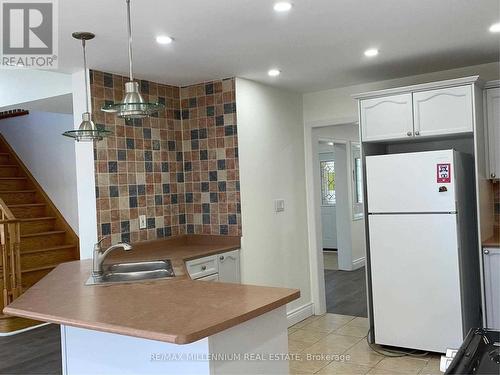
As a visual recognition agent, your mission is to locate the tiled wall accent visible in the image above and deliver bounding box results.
[91,70,186,246]
[90,71,241,245]
[180,79,241,236]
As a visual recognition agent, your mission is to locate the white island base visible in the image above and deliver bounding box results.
[60,306,289,375]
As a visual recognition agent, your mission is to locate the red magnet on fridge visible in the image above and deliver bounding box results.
[437,163,451,183]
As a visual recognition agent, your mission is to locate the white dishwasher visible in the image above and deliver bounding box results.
[483,247,500,330]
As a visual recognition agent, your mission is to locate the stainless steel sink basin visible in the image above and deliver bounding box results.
[86,259,175,285]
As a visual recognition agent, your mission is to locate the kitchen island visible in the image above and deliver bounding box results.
[3,236,300,375]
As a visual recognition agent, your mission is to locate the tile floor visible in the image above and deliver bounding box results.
[288,314,441,375]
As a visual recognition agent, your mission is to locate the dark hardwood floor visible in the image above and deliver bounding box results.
[0,324,61,375]
[325,267,368,317]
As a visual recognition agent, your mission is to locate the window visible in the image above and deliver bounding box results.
[320,160,336,205]
[351,142,364,219]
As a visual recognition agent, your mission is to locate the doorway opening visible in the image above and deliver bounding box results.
[312,125,367,318]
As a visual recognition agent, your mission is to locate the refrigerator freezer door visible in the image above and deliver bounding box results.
[366,150,456,213]
[369,214,463,353]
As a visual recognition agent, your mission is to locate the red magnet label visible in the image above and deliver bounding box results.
[437,163,451,183]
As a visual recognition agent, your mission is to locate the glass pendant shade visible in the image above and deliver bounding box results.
[101,81,163,119]
[62,32,112,142]
[63,112,112,141]
[101,0,164,119]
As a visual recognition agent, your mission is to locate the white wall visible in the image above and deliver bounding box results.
[303,62,500,124]
[0,111,78,232]
[235,78,312,316]
[0,70,72,108]
[72,70,98,259]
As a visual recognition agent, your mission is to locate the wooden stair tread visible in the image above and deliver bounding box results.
[19,216,56,222]
[21,244,77,255]
[0,135,79,333]
[8,203,45,207]
[20,230,65,238]
[21,264,58,273]
[0,189,36,193]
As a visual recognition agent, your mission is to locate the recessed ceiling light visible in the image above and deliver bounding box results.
[273,2,292,12]
[489,22,500,33]
[328,142,334,146]
[364,48,379,57]
[268,69,281,77]
[156,35,173,44]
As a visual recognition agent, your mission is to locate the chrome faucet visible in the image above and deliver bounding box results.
[92,237,133,277]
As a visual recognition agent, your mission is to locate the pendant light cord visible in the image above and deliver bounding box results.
[82,39,90,114]
[126,0,134,82]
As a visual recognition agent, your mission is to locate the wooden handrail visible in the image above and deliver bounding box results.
[0,197,22,311]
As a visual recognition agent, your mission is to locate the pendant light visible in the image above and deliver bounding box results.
[62,32,112,141]
[101,0,164,119]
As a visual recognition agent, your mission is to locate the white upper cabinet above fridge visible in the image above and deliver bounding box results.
[413,85,474,137]
[360,93,413,142]
[354,76,480,143]
[485,85,500,179]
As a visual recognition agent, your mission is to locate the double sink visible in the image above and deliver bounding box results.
[86,259,175,285]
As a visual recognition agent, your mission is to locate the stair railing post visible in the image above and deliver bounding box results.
[14,221,21,296]
[7,222,17,299]
[0,220,9,308]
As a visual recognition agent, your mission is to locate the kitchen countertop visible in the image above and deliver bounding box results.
[105,234,243,279]
[3,235,300,344]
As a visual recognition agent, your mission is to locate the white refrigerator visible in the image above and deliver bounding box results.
[366,149,481,353]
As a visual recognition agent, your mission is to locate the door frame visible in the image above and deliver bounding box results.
[304,117,358,315]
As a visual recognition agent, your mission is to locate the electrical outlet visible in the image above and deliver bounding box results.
[139,215,147,229]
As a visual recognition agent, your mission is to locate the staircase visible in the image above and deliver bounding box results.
[0,134,79,333]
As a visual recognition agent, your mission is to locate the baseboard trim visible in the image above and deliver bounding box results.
[287,302,314,327]
[0,322,49,336]
[352,256,365,270]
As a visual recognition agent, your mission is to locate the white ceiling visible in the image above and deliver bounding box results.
[57,0,500,92]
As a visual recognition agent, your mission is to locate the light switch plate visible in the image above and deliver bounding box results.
[139,215,147,229]
[275,199,285,213]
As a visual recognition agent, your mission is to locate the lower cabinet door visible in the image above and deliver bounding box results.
[483,247,500,330]
[218,250,240,283]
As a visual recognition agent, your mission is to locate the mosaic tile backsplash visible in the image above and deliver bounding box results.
[90,71,241,245]
[180,80,241,236]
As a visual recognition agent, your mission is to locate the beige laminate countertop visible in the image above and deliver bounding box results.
[3,235,300,344]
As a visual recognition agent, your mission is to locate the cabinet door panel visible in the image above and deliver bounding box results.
[483,247,500,330]
[360,93,413,142]
[413,85,473,137]
[218,250,240,283]
[486,87,500,179]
